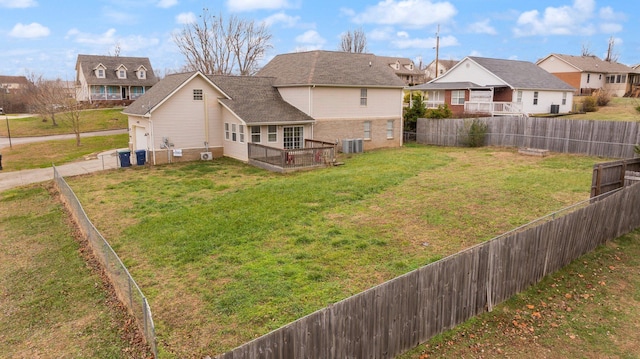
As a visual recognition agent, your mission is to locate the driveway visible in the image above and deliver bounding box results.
[0,129,129,192]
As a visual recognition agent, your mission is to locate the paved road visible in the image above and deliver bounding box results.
[0,128,129,192]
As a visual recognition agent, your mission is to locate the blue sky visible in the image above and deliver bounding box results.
[1,0,637,80]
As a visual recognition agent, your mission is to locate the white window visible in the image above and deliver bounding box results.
[268,125,277,142]
[138,70,146,79]
[562,92,567,105]
[193,89,203,101]
[118,69,126,79]
[283,126,303,149]
[97,69,105,78]
[231,124,237,142]
[360,88,367,106]
[239,125,245,143]
[225,123,230,140]
[533,91,539,105]
[364,121,371,140]
[517,90,523,103]
[451,90,465,105]
[386,120,394,139]
[251,126,261,143]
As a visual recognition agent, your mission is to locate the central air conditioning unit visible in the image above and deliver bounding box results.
[342,138,364,154]
[200,152,212,160]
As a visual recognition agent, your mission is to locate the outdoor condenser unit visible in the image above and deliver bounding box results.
[200,152,212,160]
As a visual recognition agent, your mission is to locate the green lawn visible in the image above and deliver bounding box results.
[0,134,128,171]
[0,185,151,358]
[564,96,640,121]
[66,145,603,358]
[0,108,128,137]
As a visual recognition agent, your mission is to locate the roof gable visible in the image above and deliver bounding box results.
[256,50,406,88]
[76,54,158,86]
[538,54,634,74]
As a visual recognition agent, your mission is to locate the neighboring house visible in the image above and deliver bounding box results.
[409,56,575,117]
[377,56,426,85]
[123,50,405,168]
[0,75,29,94]
[424,59,458,81]
[75,54,158,103]
[537,54,638,97]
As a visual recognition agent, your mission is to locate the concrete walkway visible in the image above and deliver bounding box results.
[0,129,129,192]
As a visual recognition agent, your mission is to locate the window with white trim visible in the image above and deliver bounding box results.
[268,125,277,142]
[138,70,146,79]
[451,90,465,105]
[118,69,126,79]
[360,88,368,106]
[231,124,237,142]
[517,90,523,103]
[239,125,245,143]
[251,126,261,143]
[386,120,394,139]
[193,89,203,101]
[533,91,539,105]
[225,123,230,140]
[562,92,567,105]
[283,126,303,149]
[97,69,105,78]
[364,121,371,140]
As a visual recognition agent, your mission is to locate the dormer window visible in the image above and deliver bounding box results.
[116,65,128,79]
[136,65,148,80]
[95,64,106,78]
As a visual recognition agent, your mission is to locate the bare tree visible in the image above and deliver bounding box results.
[339,28,367,53]
[229,18,273,75]
[604,36,619,63]
[62,98,85,146]
[26,73,70,126]
[173,8,272,75]
[110,42,122,57]
[581,42,593,56]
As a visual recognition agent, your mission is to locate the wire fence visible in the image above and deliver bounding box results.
[53,165,157,358]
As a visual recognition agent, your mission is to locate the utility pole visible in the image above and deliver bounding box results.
[434,25,440,78]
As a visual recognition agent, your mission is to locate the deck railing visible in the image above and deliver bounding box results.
[248,140,336,173]
[464,101,523,116]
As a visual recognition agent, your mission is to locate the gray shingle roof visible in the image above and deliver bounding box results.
[76,54,158,87]
[256,50,406,88]
[541,54,635,74]
[468,56,575,91]
[409,81,482,90]
[124,71,314,125]
[211,75,314,125]
[376,56,424,76]
[122,72,194,116]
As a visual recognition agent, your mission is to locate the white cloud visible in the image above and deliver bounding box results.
[392,34,458,49]
[368,27,395,41]
[351,0,457,28]
[176,12,196,25]
[0,0,37,8]
[600,23,622,33]
[397,31,409,38]
[513,0,598,37]
[227,0,291,12]
[468,19,497,35]
[66,28,160,52]
[9,22,50,38]
[294,30,325,51]
[157,0,177,8]
[263,12,301,27]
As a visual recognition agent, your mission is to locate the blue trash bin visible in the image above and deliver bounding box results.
[134,149,146,166]
[117,149,131,168]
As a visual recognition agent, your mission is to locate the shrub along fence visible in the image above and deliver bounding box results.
[53,166,157,358]
[215,179,640,358]
[417,116,640,158]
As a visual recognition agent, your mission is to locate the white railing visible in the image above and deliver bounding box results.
[464,101,523,116]
[425,100,445,109]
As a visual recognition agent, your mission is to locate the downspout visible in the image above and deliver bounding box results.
[399,89,404,147]
[204,93,209,151]
[148,114,156,165]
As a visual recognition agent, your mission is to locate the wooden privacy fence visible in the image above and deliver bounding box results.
[417,116,640,158]
[216,182,640,359]
[591,157,640,197]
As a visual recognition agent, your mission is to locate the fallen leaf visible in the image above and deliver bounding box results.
[527,304,535,310]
